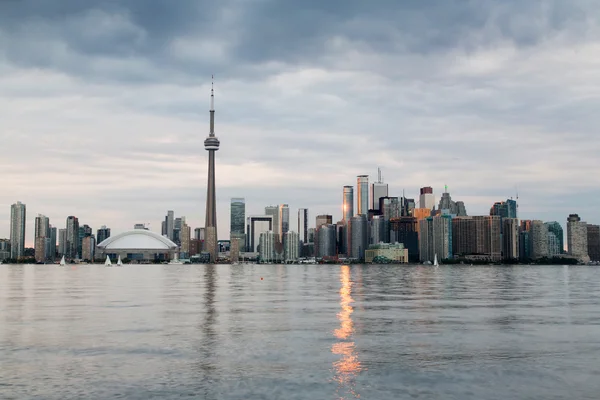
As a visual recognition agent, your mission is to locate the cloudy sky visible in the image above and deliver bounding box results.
[1,0,600,244]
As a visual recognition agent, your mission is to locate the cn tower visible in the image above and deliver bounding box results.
[204,77,220,262]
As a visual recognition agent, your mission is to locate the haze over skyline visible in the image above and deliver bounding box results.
[2,0,600,244]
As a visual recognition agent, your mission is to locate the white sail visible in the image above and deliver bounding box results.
[60,255,66,266]
[105,255,112,266]
[433,253,439,267]
[117,255,122,266]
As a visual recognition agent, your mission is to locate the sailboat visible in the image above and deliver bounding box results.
[105,255,112,267]
[60,255,66,266]
[433,253,439,267]
[116,255,123,267]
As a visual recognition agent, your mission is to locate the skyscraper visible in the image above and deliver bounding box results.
[298,208,308,244]
[370,215,385,244]
[10,201,26,260]
[164,211,174,241]
[58,228,67,256]
[545,221,564,254]
[567,214,588,261]
[34,214,50,263]
[343,186,354,221]
[356,175,368,216]
[490,199,518,219]
[230,198,245,236]
[587,224,600,262]
[390,217,419,262]
[438,187,467,216]
[66,216,79,259]
[419,215,452,262]
[204,78,220,263]
[529,220,549,260]
[316,224,337,258]
[97,226,111,244]
[279,204,289,239]
[419,187,435,210]
[503,218,519,260]
[284,231,300,262]
[349,215,368,260]
[49,226,57,261]
[371,169,388,211]
[265,206,279,242]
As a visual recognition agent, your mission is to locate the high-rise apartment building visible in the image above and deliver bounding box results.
[529,220,549,260]
[34,214,50,263]
[343,186,354,221]
[78,224,92,259]
[371,170,388,211]
[81,236,95,261]
[547,231,561,256]
[419,187,435,210]
[587,224,600,262]
[49,226,57,261]
[10,201,26,260]
[97,226,111,244]
[567,214,588,261]
[357,175,369,216]
[58,229,67,256]
[284,231,299,262]
[0,239,10,261]
[259,231,276,262]
[503,218,519,260]
[545,222,564,254]
[66,216,79,259]
[298,208,308,244]
[180,222,191,257]
[247,216,274,253]
[419,215,452,262]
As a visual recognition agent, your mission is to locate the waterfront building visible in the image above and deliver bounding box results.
[349,215,368,261]
[10,201,26,260]
[567,214,589,261]
[587,224,600,262]
[49,226,57,261]
[0,239,10,261]
[529,220,549,260]
[180,222,191,257]
[96,230,178,262]
[371,169,388,211]
[78,224,92,258]
[336,221,346,256]
[365,242,409,263]
[58,229,67,256]
[82,236,95,261]
[389,217,419,262]
[298,208,309,244]
[203,79,220,263]
[419,215,452,263]
[547,231,561,257]
[284,231,299,262]
[357,175,369,216]
[316,224,336,258]
[419,187,435,211]
[247,215,273,253]
[163,210,174,241]
[230,237,240,263]
[66,216,79,259]
[34,214,50,263]
[451,216,501,261]
[503,218,520,260]
[259,231,276,262]
[545,222,564,254]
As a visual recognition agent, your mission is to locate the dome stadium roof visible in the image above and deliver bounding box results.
[97,230,177,250]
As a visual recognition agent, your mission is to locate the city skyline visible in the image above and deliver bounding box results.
[2,1,600,243]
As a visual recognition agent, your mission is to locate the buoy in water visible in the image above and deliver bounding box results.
[260,277,264,280]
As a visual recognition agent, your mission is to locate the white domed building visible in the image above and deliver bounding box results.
[96,230,178,262]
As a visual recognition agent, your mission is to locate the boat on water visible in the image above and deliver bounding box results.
[105,255,112,267]
[434,254,439,267]
[116,255,123,266]
[59,255,66,266]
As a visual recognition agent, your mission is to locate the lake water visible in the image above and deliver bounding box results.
[1,264,600,399]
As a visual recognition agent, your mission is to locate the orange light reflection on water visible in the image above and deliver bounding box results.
[332,265,363,399]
